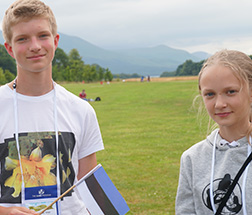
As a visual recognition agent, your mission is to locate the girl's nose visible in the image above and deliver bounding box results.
[215,95,227,109]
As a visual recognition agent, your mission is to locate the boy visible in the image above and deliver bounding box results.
[1,0,104,214]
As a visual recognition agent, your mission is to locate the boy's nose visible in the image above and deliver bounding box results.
[29,38,41,52]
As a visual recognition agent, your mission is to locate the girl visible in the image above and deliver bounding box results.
[176,50,252,215]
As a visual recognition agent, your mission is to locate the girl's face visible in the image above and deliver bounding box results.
[200,64,252,135]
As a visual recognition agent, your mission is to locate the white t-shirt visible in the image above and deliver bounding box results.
[0,83,104,215]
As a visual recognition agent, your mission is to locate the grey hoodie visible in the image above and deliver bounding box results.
[175,129,252,215]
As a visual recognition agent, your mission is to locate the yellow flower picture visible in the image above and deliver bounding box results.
[5,147,56,198]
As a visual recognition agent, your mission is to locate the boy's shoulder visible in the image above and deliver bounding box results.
[55,84,93,107]
[55,84,81,101]
[0,84,13,97]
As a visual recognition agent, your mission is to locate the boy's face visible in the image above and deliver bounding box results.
[4,18,59,74]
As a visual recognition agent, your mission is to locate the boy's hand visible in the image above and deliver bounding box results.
[5,206,38,215]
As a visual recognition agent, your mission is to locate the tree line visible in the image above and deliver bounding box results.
[160,59,204,77]
[0,44,113,84]
[161,55,252,77]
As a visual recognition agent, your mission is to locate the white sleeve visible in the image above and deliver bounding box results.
[78,104,104,159]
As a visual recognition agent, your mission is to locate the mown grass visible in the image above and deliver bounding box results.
[62,80,208,215]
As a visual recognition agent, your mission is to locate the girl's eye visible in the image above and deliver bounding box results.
[205,92,214,97]
[227,90,237,95]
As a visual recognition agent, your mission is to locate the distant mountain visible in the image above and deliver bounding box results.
[0,31,4,44]
[58,33,205,76]
[114,45,203,70]
[0,30,209,76]
[192,51,211,60]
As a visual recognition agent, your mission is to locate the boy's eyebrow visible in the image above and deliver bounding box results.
[13,30,51,38]
[13,34,27,39]
[38,30,52,34]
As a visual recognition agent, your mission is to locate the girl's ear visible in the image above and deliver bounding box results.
[4,42,15,59]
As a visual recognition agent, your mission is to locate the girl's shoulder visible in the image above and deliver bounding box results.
[181,130,218,161]
[182,138,210,157]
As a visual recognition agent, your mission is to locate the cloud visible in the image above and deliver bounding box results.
[1,0,252,54]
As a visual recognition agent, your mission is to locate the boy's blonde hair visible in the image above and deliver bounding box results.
[2,0,57,44]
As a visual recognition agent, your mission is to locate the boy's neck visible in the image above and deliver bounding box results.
[9,72,54,96]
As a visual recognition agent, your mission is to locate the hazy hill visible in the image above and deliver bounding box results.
[58,33,205,76]
[0,31,4,44]
[192,51,211,60]
[0,30,209,76]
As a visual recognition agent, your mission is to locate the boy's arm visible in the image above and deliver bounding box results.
[0,206,38,215]
[77,153,97,180]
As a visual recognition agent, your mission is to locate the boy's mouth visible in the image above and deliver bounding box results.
[27,54,46,60]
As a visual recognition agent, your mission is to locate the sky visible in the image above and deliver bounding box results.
[1,0,252,55]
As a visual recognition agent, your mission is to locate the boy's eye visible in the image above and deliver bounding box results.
[16,37,26,42]
[39,34,49,38]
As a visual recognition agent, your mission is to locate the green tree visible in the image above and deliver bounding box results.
[4,70,15,82]
[175,60,204,76]
[53,48,69,68]
[89,65,98,82]
[98,67,104,81]
[68,49,83,62]
[67,49,85,82]
[0,68,6,85]
[160,71,176,77]
[0,44,16,75]
[52,48,69,81]
[82,64,95,82]
[104,68,113,81]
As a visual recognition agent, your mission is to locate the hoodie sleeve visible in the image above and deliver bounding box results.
[175,151,196,215]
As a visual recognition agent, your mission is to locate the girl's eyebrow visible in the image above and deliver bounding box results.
[201,84,241,91]
[201,87,214,91]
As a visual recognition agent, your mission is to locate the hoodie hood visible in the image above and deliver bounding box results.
[206,129,248,151]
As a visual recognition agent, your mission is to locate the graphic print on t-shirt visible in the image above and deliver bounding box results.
[0,132,76,204]
[202,173,242,214]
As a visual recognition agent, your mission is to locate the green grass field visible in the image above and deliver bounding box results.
[62,79,208,215]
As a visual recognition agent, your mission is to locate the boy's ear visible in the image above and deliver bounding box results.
[4,42,15,59]
[54,34,60,50]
